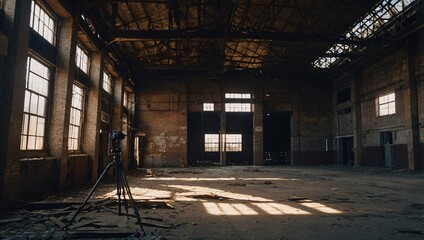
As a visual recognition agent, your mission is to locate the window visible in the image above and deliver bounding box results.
[30,0,56,44]
[377,92,396,116]
[224,92,252,112]
[204,134,242,152]
[204,134,219,152]
[123,91,128,108]
[203,103,214,111]
[75,45,89,74]
[102,72,112,94]
[225,134,242,152]
[68,84,85,150]
[21,57,50,150]
[225,93,251,99]
[101,111,110,123]
[225,103,251,112]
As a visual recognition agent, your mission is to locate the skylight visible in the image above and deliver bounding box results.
[313,0,416,68]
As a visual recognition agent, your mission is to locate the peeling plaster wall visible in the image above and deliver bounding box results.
[137,80,188,167]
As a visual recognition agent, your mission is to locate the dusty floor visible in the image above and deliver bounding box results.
[1,166,424,239]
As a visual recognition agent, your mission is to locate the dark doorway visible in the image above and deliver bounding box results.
[187,112,220,166]
[226,112,254,165]
[188,111,253,166]
[263,112,291,165]
[339,137,354,166]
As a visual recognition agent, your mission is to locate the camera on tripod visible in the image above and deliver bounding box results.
[109,130,126,154]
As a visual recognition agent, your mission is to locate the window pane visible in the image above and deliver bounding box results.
[28,115,37,135]
[27,136,36,150]
[21,136,27,150]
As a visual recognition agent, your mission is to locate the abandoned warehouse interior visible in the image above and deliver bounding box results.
[0,0,424,238]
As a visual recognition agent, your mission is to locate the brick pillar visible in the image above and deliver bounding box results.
[0,0,31,205]
[352,73,363,166]
[83,52,103,180]
[254,80,264,166]
[404,43,421,171]
[49,17,77,189]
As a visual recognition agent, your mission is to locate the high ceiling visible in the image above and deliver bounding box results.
[74,0,382,77]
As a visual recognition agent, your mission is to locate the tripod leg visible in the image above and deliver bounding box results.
[116,162,122,215]
[119,169,144,233]
[66,161,115,228]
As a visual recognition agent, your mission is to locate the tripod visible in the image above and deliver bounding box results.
[66,132,144,234]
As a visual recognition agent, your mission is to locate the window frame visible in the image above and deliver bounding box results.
[377,92,396,117]
[21,55,52,151]
[102,71,113,94]
[123,90,128,108]
[68,83,86,151]
[30,0,58,45]
[203,103,214,111]
[75,44,90,74]
[204,133,243,152]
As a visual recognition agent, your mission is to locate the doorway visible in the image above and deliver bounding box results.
[338,137,354,166]
[380,131,393,168]
[263,112,291,165]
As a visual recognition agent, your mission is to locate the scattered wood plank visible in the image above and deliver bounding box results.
[25,198,112,210]
[48,217,66,228]
[141,219,173,229]
[68,219,102,230]
[288,196,308,202]
[0,217,25,224]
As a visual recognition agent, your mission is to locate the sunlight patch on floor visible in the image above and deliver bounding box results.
[168,184,273,202]
[299,200,342,214]
[252,202,311,215]
[203,202,259,215]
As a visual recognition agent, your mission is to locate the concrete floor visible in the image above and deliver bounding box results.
[1,166,424,239]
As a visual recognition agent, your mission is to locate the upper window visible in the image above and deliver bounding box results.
[377,92,396,116]
[21,57,50,150]
[225,93,251,99]
[203,103,214,111]
[123,91,128,108]
[224,92,252,112]
[102,72,113,94]
[75,45,89,74]
[68,84,85,151]
[30,1,56,45]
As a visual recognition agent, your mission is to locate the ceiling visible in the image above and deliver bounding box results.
[74,0,382,78]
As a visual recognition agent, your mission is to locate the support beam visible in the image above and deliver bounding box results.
[352,72,363,166]
[104,29,363,45]
[253,80,264,166]
[404,41,421,171]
